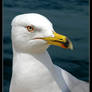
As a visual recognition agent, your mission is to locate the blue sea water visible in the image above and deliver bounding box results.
[3,0,89,92]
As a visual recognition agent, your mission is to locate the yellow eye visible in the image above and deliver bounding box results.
[27,26,34,32]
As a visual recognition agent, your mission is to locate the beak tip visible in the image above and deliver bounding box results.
[69,42,73,50]
[70,46,73,50]
[67,39,73,50]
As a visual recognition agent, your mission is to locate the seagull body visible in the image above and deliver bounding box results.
[10,13,89,92]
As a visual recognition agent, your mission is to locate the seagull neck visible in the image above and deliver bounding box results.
[13,50,58,81]
[14,50,53,66]
[13,50,61,90]
[14,49,57,74]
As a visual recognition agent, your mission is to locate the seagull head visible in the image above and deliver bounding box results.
[11,13,73,53]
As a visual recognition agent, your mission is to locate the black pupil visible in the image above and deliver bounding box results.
[29,26,32,30]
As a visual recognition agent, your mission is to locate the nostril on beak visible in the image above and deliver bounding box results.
[59,39,63,40]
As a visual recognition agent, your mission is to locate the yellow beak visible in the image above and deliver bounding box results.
[36,32,73,50]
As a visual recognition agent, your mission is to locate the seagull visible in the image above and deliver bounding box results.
[10,13,89,92]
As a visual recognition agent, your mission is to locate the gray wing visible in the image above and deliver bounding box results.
[54,65,89,92]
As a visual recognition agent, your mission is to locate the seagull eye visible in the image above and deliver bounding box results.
[27,26,34,32]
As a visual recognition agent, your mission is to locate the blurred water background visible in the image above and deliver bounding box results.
[3,0,89,92]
